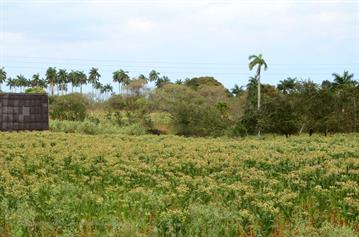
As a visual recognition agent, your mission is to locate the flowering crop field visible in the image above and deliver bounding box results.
[0,132,358,237]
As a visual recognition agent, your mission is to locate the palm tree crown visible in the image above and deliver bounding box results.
[332,71,355,89]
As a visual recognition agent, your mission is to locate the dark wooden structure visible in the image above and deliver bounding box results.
[0,93,49,131]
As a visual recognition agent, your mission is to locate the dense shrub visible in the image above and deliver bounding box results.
[49,93,88,121]
[150,84,229,137]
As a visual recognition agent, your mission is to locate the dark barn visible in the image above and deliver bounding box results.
[0,93,49,131]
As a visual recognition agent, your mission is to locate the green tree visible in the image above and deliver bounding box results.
[149,70,160,83]
[68,70,78,93]
[46,67,57,96]
[277,77,298,94]
[331,71,355,89]
[89,67,101,95]
[113,70,129,94]
[57,69,68,95]
[156,76,171,88]
[15,74,28,92]
[31,73,47,89]
[231,84,244,97]
[0,67,6,91]
[248,54,268,110]
[6,78,16,92]
[248,54,268,136]
[77,71,87,94]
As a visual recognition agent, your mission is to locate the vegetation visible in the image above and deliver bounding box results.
[0,55,358,137]
[0,132,358,236]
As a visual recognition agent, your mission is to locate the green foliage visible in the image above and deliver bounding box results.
[184,76,224,90]
[50,120,147,135]
[25,87,46,94]
[49,93,88,121]
[151,84,229,136]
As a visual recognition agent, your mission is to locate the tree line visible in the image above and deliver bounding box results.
[1,54,358,136]
[0,67,171,97]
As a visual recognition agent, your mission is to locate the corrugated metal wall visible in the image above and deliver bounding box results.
[0,93,49,131]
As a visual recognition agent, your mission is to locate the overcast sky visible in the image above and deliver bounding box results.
[0,0,358,90]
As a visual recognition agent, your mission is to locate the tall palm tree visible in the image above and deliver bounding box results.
[57,69,68,95]
[0,67,6,91]
[248,54,268,110]
[46,67,57,96]
[77,71,87,94]
[249,54,268,136]
[89,67,101,95]
[113,70,129,94]
[68,70,77,93]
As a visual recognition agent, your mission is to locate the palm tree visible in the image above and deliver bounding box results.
[249,54,268,136]
[331,71,355,89]
[113,70,129,94]
[138,74,148,82]
[68,70,77,93]
[231,84,244,97]
[6,78,15,92]
[149,70,160,83]
[0,67,6,91]
[248,54,268,110]
[31,73,42,88]
[15,74,28,92]
[331,71,357,126]
[277,77,297,94]
[46,67,57,96]
[57,69,68,95]
[89,67,101,95]
[155,76,170,88]
[100,84,113,100]
[77,71,87,94]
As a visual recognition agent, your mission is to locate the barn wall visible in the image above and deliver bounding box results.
[0,93,49,131]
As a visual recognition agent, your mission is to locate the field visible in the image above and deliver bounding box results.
[0,132,358,236]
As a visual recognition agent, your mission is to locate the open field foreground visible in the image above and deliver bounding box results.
[0,133,358,237]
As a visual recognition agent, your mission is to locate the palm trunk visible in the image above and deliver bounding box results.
[80,85,83,94]
[257,67,261,137]
[51,83,54,96]
[257,67,261,110]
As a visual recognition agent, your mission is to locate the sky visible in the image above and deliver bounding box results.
[0,0,358,91]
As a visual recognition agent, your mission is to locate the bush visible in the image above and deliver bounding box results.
[49,93,88,121]
[25,87,46,94]
[150,84,229,137]
[50,120,147,135]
